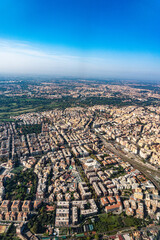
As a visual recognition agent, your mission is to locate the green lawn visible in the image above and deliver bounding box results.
[94,213,146,233]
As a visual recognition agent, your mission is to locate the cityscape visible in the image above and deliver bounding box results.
[0,80,160,239]
[0,0,160,239]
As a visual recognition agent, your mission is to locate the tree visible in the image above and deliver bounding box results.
[31,222,39,233]
[95,233,99,240]
[86,236,91,240]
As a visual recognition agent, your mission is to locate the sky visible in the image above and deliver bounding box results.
[0,0,160,80]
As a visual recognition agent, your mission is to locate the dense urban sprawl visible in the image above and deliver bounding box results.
[0,105,160,239]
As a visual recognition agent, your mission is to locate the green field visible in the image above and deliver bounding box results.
[0,95,159,121]
[94,213,148,233]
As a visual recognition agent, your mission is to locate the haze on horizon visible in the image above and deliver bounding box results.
[0,0,160,81]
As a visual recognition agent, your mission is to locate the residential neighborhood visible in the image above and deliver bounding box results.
[0,105,160,239]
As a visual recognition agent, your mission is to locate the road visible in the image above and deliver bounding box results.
[96,132,160,191]
[102,225,160,239]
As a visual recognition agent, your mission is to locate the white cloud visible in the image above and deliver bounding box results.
[0,39,160,80]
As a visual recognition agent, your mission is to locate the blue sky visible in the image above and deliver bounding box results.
[0,0,160,79]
